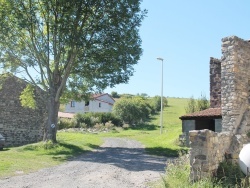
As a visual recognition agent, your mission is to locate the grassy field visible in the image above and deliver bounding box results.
[0,97,189,178]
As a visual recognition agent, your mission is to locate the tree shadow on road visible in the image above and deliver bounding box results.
[74,145,172,173]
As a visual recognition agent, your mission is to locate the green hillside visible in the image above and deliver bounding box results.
[100,97,189,156]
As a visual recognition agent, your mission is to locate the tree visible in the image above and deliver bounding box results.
[185,94,209,114]
[112,96,151,125]
[149,96,168,114]
[0,0,147,142]
[196,94,209,111]
[111,91,120,98]
[185,96,197,114]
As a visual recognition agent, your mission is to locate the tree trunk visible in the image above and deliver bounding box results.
[43,93,60,143]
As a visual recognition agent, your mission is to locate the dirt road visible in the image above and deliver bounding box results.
[0,138,168,188]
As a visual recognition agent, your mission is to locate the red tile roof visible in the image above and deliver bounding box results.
[180,108,221,120]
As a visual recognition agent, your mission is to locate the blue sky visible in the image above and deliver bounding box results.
[105,0,250,98]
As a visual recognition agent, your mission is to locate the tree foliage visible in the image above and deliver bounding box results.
[0,0,147,142]
[19,84,36,109]
[185,94,209,114]
[148,96,168,114]
[112,96,151,125]
[112,95,167,125]
[111,91,120,98]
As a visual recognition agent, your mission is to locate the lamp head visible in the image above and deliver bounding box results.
[157,57,164,61]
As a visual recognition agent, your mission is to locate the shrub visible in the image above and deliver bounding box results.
[58,118,77,129]
[215,161,245,186]
[161,155,249,188]
[72,112,122,128]
[112,96,151,125]
[185,94,209,114]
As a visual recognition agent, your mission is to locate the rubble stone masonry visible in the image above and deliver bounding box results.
[210,57,221,108]
[0,74,47,147]
[189,36,250,181]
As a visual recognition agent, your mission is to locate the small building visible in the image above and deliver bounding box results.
[180,57,222,146]
[65,93,115,114]
[0,74,47,147]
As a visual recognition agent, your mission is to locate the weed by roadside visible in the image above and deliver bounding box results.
[156,154,249,188]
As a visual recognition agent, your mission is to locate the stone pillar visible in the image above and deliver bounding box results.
[221,36,250,133]
[189,129,232,182]
[210,57,221,108]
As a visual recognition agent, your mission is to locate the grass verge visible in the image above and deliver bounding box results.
[0,97,188,178]
[0,133,103,178]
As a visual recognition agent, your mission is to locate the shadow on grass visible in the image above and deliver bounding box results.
[129,123,157,131]
[145,147,188,157]
[0,148,10,152]
[21,141,100,162]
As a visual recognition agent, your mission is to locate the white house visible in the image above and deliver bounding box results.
[64,93,115,113]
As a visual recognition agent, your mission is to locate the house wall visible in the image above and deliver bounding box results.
[65,101,85,113]
[0,74,46,147]
[65,100,113,113]
[210,57,221,108]
[215,119,222,132]
[96,94,115,105]
[182,120,195,146]
[89,100,113,112]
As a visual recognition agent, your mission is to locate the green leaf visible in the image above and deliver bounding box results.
[19,84,36,109]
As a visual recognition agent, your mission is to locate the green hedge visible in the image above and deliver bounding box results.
[58,112,122,129]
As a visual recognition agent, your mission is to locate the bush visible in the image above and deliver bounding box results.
[58,118,77,129]
[112,96,151,125]
[215,161,245,186]
[185,94,209,114]
[73,112,122,128]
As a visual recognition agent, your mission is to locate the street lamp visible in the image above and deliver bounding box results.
[157,57,164,134]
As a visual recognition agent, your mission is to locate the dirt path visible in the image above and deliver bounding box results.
[0,138,168,188]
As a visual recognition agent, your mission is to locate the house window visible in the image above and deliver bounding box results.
[85,101,89,106]
[70,101,75,107]
[99,103,101,108]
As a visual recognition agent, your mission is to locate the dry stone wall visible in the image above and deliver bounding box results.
[0,74,47,147]
[189,36,250,181]
[190,129,250,181]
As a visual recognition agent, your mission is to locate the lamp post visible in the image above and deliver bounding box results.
[157,57,164,134]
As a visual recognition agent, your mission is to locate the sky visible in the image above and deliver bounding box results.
[105,0,250,98]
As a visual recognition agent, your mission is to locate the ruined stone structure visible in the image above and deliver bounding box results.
[180,36,250,181]
[210,57,221,108]
[0,74,47,147]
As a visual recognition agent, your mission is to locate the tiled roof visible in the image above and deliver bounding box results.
[92,93,115,102]
[58,112,75,119]
[180,108,221,120]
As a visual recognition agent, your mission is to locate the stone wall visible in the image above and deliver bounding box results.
[210,57,221,108]
[221,36,250,133]
[0,74,47,147]
[189,129,250,181]
[189,36,250,182]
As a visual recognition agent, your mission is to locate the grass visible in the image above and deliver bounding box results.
[0,97,188,178]
[156,154,249,188]
[0,133,103,178]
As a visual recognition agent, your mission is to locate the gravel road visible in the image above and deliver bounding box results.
[0,138,168,188]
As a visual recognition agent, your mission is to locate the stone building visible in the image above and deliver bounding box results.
[0,73,47,147]
[180,36,250,181]
[180,57,222,146]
